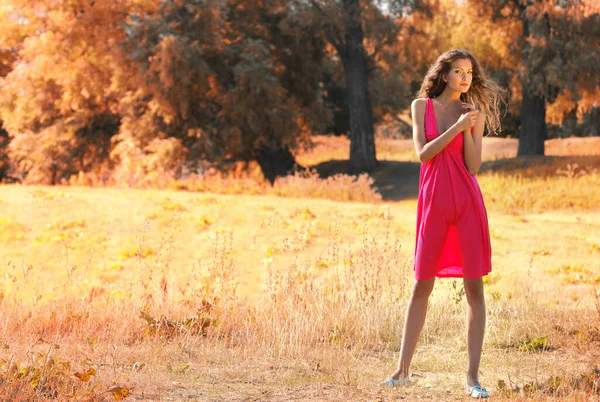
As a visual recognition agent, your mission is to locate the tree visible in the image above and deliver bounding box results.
[0,0,328,184]
[0,0,156,184]
[305,0,381,173]
[339,0,377,173]
[304,0,433,173]
[112,0,333,184]
[303,1,415,136]
[400,0,600,146]
[0,49,15,180]
[480,0,600,155]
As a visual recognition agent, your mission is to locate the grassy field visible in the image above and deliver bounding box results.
[0,136,599,401]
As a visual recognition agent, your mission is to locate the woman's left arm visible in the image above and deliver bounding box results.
[463,111,486,175]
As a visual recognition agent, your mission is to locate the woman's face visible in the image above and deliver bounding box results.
[444,58,473,93]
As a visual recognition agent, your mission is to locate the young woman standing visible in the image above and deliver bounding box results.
[378,49,505,399]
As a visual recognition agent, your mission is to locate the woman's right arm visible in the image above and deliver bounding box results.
[411,99,476,163]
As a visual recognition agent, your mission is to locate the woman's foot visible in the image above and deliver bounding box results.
[377,375,409,388]
[377,370,410,388]
[465,383,489,398]
[466,375,489,398]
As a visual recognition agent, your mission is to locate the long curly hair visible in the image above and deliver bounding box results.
[416,49,507,135]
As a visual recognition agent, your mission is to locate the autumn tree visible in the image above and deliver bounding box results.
[0,3,25,181]
[479,0,600,155]
[320,1,415,136]
[0,0,156,184]
[0,49,15,180]
[117,0,415,182]
[110,0,335,184]
[303,0,423,173]
[399,0,599,147]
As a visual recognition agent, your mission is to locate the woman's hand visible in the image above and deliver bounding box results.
[457,108,479,131]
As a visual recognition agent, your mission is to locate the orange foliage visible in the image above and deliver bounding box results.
[0,0,597,183]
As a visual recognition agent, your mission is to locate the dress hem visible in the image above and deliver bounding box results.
[415,270,491,281]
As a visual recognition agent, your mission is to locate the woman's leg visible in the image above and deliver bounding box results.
[389,277,435,379]
[463,276,486,386]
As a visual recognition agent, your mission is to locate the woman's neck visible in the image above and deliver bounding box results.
[435,89,462,104]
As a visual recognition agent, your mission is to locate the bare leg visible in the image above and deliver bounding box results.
[463,277,486,387]
[389,278,435,380]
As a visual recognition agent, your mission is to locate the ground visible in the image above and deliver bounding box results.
[0,136,599,401]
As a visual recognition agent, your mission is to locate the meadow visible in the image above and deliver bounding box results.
[0,136,599,401]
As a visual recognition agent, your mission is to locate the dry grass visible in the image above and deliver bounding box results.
[1,136,599,401]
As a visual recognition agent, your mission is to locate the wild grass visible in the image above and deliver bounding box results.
[1,136,599,401]
[478,170,599,214]
[169,168,382,203]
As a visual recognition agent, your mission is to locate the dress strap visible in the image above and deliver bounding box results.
[425,98,433,130]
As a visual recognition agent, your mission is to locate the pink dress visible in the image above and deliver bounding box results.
[414,98,492,280]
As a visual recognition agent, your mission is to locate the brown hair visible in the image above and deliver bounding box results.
[416,49,507,135]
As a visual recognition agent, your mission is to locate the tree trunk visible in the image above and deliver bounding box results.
[255,144,301,185]
[342,0,376,174]
[517,2,546,156]
[0,126,9,180]
[518,84,546,156]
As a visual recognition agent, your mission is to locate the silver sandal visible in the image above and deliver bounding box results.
[377,375,410,388]
[465,383,489,398]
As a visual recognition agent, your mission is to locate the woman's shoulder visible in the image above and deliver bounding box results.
[412,97,429,105]
[411,98,429,112]
[464,102,485,115]
[472,106,487,120]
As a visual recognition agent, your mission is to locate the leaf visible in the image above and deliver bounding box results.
[74,372,89,381]
[109,386,130,401]
[139,311,156,325]
[74,367,96,382]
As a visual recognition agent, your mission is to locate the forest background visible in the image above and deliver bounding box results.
[0,0,598,187]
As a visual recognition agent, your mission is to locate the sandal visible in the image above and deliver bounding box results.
[465,383,489,398]
[377,375,409,388]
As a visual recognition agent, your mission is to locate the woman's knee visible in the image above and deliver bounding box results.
[463,277,485,302]
[411,278,435,299]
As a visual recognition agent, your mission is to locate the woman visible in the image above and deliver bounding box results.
[377,49,505,399]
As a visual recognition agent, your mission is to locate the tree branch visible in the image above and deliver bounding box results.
[368,35,390,61]
[309,0,345,54]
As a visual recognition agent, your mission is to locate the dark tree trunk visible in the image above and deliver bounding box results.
[517,2,546,156]
[518,84,546,156]
[341,0,376,174]
[0,125,9,181]
[255,144,301,185]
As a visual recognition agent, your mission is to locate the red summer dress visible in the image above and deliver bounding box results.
[414,98,492,280]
